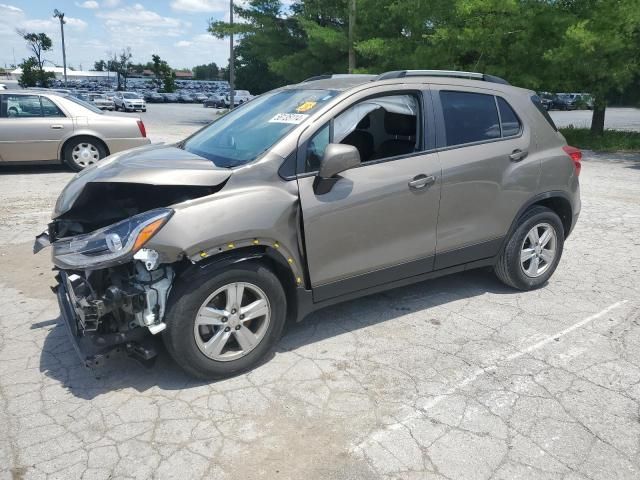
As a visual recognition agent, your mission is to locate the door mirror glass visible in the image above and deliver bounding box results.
[319,143,360,179]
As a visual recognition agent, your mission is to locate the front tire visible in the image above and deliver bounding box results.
[494,206,564,290]
[163,262,287,380]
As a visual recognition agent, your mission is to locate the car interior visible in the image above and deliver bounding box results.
[305,94,419,172]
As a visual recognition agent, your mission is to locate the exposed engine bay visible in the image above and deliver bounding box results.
[39,180,223,367]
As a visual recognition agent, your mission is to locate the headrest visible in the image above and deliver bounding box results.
[356,115,370,129]
[384,112,416,136]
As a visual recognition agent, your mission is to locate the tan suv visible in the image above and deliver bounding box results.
[35,70,582,379]
[0,91,149,170]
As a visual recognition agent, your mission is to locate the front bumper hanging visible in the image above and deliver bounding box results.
[54,271,156,369]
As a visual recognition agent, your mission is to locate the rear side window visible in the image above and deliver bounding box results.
[531,95,557,131]
[497,97,521,136]
[440,91,500,146]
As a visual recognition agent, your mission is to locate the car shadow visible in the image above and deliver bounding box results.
[0,164,71,175]
[39,268,517,399]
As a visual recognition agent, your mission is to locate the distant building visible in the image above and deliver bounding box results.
[175,70,193,80]
[9,66,116,82]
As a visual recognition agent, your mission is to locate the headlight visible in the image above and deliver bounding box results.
[52,208,173,269]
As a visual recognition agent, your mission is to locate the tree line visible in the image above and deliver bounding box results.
[210,0,640,134]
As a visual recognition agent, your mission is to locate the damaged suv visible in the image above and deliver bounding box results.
[35,70,581,379]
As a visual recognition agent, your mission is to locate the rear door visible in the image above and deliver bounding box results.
[431,86,538,269]
[0,94,71,162]
[296,86,442,302]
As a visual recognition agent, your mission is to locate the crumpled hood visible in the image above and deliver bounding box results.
[54,144,232,218]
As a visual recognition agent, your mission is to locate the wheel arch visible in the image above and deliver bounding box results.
[59,134,110,162]
[176,245,302,325]
[508,192,574,242]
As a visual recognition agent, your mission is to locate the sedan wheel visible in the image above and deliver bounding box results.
[64,137,107,171]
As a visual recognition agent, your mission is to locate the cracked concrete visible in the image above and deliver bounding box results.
[1,152,639,480]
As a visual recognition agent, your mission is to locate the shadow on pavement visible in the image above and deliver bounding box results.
[0,164,70,175]
[40,268,516,399]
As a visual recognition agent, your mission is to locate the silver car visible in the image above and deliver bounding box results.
[87,93,115,111]
[113,91,147,112]
[0,91,149,171]
[36,70,581,379]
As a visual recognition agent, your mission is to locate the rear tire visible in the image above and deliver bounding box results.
[495,206,564,290]
[163,262,287,380]
[64,136,107,171]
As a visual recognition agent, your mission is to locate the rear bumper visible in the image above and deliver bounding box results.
[105,138,151,154]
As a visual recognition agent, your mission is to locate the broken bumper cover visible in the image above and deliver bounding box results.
[55,271,155,368]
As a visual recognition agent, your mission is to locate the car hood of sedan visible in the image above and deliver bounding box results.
[53,144,233,218]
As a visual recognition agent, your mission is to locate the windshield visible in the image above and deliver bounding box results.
[64,95,104,114]
[123,93,138,99]
[183,88,338,168]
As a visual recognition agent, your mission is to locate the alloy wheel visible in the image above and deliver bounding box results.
[520,223,557,278]
[193,282,271,362]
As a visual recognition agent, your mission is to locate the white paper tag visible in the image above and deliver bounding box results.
[268,113,309,124]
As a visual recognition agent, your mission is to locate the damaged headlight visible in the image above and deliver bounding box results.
[52,208,173,269]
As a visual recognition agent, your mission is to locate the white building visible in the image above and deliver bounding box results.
[9,66,115,82]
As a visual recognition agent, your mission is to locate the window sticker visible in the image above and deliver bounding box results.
[295,101,317,113]
[268,113,309,124]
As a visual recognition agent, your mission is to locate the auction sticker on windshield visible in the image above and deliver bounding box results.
[269,113,309,124]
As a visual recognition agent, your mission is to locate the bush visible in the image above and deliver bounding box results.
[560,127,640,152]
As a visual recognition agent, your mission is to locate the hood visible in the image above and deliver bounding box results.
[54,144,232,218]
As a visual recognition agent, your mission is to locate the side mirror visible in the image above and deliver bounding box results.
[314,144,360,195]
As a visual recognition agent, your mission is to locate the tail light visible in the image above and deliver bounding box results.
[137,120,147,138]
[562,145,582,176]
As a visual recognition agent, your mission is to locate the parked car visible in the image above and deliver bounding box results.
[552,93,579,110]
[204,94,225,108]
[224,89,253,107]
[36,70,581,379]
[87,93,115,111]
[146,92,165,103]
[114,92,147,112]
[0,91,149,170]
[178,93,195,103]
[194,93,208,103]
[162,93,179,103]
[537,92,554,111]
[575,93,594,110]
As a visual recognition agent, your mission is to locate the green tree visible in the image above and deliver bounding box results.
[107,48,133,90]
[151,54,176,92]
[17,57,54,87]
[193,62,220,80]
[93,59,107,71]
[17,31,55,87]
[545,0,640,134]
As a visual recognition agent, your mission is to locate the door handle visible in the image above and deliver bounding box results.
[509,149,528,162]
[408,174,436,190]
[50,124,64,130]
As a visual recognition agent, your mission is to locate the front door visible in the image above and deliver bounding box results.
[296,90,442,302]
[0,94,71,162]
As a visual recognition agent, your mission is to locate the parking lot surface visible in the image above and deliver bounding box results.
[1,112,640,479]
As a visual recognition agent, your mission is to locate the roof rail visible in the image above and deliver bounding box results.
[375,70,510,85]
[301,73,377,83]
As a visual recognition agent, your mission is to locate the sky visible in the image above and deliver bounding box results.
[0,0,242,71]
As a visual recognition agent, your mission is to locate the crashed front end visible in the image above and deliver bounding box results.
[34,145,234,368]
[37,208,176,367]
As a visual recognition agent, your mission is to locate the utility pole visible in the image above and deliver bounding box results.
[348,0,356,73]
[53,9,67,87]
[229,0,235,110]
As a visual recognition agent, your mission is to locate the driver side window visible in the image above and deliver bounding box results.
[303,93,420,173]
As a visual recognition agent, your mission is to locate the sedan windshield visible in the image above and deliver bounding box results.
[182,89,338,168]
